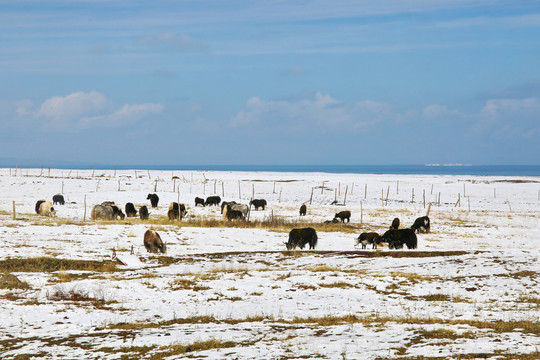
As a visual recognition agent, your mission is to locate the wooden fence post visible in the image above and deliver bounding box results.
[411,188,415,203]
[455,193,461,207]
[147,169,151,179]
[321,181,325,194]
[154,179,158,192]
[310,188,314,205]
[364,184,367,199]
[360,201,363,224]
[273,181,276,194]
[279,188,282,203]
[343,185,348,206]
[222,181,225,197]
[12,201,16,220]
[214,179,217,194]
[385,185,390,206]
[423,189,426,208]
[238,181,241,199]
[83,195,87,221]
[61,181,64,194]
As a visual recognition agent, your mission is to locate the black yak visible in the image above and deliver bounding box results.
[411,216,430,233]
[382,229,418,250]
[334,210,351,223]
[147,193,159,208]
[285,228,318,250]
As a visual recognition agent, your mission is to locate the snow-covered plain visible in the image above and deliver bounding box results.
[0,168,539,359]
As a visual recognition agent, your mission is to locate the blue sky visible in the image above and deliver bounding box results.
[1,0,539,166]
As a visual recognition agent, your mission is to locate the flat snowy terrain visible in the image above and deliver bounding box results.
[0,168,539,359]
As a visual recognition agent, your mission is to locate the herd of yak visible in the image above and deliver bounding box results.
[33,193,430,254]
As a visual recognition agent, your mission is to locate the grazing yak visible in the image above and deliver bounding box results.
[411,216,430,233]
[91,204,115,220]
[147,193,159,208]
[169,202,187,218]
[231,203,249,217]
[250,199,267,211]
[334,210,351,223]
[108,204,125,220]
[221,201,237,213]
[139,205,149,220]
[382,229,418,250]
[285,228,318,250]
[125,202,137,217]
[38,201,56,217]
[35,200,46,214]
[390,217,400,230]
[91,203,125,220]
[205,195,221,206]
[355,232,382,249]
[195,197,205,207]
[144,230,166,254]
[223,204,244,221]
[299,204,307,216]
[52,194,65,205]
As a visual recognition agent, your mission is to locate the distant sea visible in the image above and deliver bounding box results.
[3,164,537,176]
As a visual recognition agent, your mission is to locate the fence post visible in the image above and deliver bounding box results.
[343,185,348,206]
[83,195,87,221]
[12,201,16,220]
[364,184,367,199]
[310,188,313,205]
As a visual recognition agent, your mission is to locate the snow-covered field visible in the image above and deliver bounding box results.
[1,168,539,359]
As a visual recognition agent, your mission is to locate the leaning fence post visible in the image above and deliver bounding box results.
[310,187,314,205]
[343,185,348,206]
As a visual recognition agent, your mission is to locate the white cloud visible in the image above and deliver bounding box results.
[13,91,165,131]
[481,98,540,118]
[230,92,401,131]
[476,97,540,138]
[422,104,460,118]
[80,103,164,128]
[37,91,110,126]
